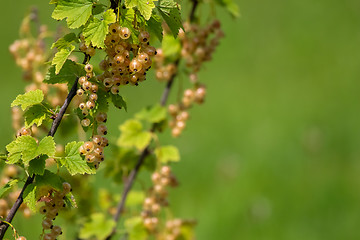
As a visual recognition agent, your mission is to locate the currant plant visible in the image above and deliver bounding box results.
[0,0,238,239]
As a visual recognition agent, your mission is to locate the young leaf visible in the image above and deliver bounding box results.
[28,155,47,176]
[79,213,116,240]
[36,170,63,190]
[44,59,85,87]
[52,0,93,29]
[0,179,18,198]
[111,94,127,111]
[135,104,167,123]
[125,0,155,20]
[24,104,51,128]
[51,32,78,49]
[59,141,96,175]
[117,120,152,150]
[154,145,180,163]
[83,9,116,48]
[6,136,55,165]
[11,90,44,111]
[156,0,183,37]
[23,183,37,212]
[124,216,148,240]
[52,45,76,74]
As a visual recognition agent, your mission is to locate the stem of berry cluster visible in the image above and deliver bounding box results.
[0,55,89,239]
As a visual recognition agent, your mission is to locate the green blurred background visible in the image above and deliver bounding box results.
[1,0,360,239]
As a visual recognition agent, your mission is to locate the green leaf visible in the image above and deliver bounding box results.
[215,0,240,18]
[36,170,63,190]
[125,0,155,20]
[111,94,127,111]
[44,59,85,87]
[24,104,51,128]
[147,14,163,42]
[52,0,93,29]
[6,136,55,165]
[11,90,44,111]
[135,104,167,123]
[117,120,152,150]
[83,9,116,48]
[79,213,116,240]
[28,155,46,176]
[52,45,76,74]
[94,88,109,114]
[124,216,148,240]
[154,145,180,163]
[51,33,78,49]
[60,141,96,175]
[162,34,181,57]
[23,183,37,212]
[156,0,183,37]
[0,179,18,198]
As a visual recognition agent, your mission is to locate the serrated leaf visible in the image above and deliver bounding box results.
[52,0,93,29]
[154,145,180,163]
[52,45,76,74]
[36,170,63,190]
[11,90,44,111]
[79,213,116,240]
[51,33,78,49]
[6,136,55,165]
[124,216,148,240]
[28,155,46,175]
[125,0,155,20]
[23,183,37,212]
[135,104,166,123]
[24,104,51,128]
[60,141,95,175]
[0,179,18,198]
[111,94,127,111]
[94,88,109,114]
[83,9,116,48]
[156,0,183,37]
[45,59,85,87]
[147,14,163,42]
[117,120,152,150]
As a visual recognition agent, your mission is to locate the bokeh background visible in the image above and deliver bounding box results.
[1,0,360,239]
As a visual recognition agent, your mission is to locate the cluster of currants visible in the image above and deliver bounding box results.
[79,116,109,169]
[0,166,32,219]
[39,182,71,240]
[141,166,178,232]
[179,20,224,83]
[168,85,206,137]
[96,24,156,86]
[162,219,188,240]
[153,49,178,82]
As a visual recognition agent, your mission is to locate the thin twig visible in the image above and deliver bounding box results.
[0,55,89,239]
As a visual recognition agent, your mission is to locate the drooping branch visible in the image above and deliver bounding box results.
[0,55,89,239]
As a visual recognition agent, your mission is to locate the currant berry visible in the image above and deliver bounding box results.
[63,182,72,193]
[109,23,121,34]
[76,89,84,96]
[95,112,107,122]
[92,135,102,145]
[85,64,93,73]
[79,102,86,110]
[91,84,98,93]
[19,127,31,136]
[39,206,48,214]
[94,146,104,156]
[89,93,98,101]
[84,141,95,152]
[82,80,92,91]
[42,218,53,229]
[86,101,95,110]
[97,124,108,135]
[103,78,114,87]
[43,233,53,240]
[86,47,96,56]
[161,166,171,176]
[115,44,125,54]
[114,54,125,65]
[100,137,109,147]
[168,104,179,116]
[151,172,161,183]
[81,118,90,127]
[144,46,156,56]
[139,31,150,43]
[111,85,119,94]
[119,27,131,39]
[129,59,142,72]
[137,52,149,64]
[51,225,62,236]
[85,153,96,163]
[78,76,86,85]
[17,237,26,240]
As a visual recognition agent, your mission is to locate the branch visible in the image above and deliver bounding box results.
[0,55,89,239]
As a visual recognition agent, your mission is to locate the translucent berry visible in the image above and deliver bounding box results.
[119,27,131,39]
[95,112,107,123]
[81,118,90,127]
[85,64,93,73]
[129,59,143,72]
[78,76,86,85]
[91,84,98,93]
[79,102,86,110]
[111,85,119,94]
[76,89,84,96]
[86,101,95,110]
[139,31,150,43]
[42,218,53,229]
[63,182,72,193]
[97,124,108,135]
[89,93,98,101]
[84,141,94,152]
